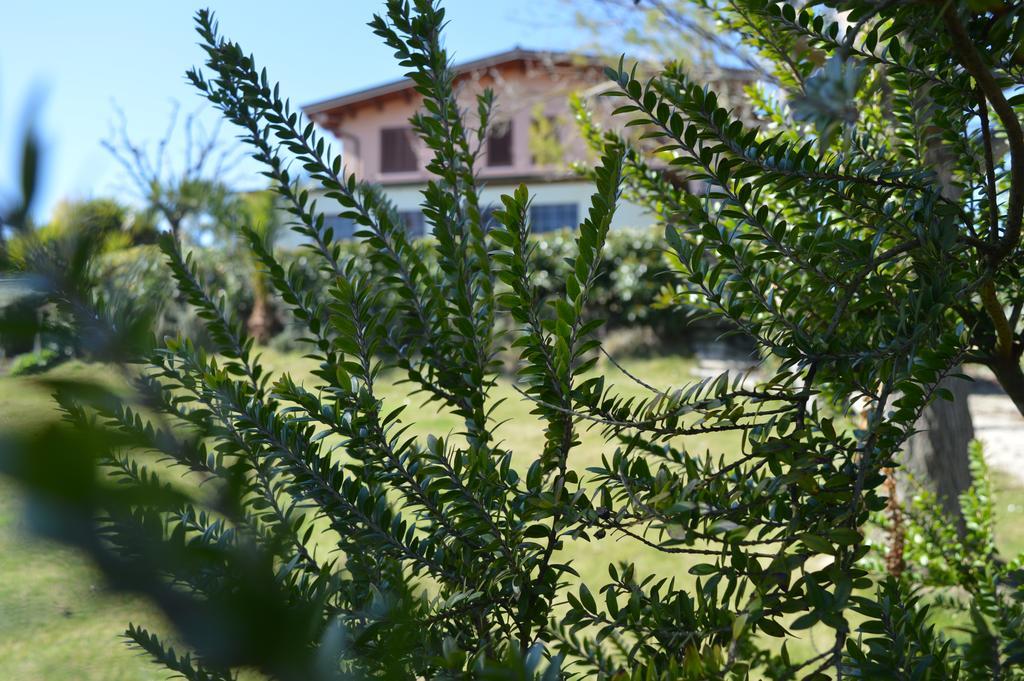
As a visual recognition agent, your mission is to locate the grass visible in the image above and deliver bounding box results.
[1,351,1023,679]
[0,362,169,680]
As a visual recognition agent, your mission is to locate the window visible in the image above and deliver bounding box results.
[481,204,498,229]
[530,203,578,233]
[687,179,710,196]
[487,120,513,167]
[323,216,357,240]
[398,210,426,237]
[529,113,564,167]
[380,127,418,173]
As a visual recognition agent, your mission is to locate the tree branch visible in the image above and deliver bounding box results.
[941,5,1024,261]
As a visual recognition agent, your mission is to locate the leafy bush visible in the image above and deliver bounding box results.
[91,226,698,353]
[2,0,1024,680]
[581,0,1024,673]
[5,198,156,268]
[529,227,693,339]
[0,290,43,356]
[96,244,257,349]
[1,196,160,360]
[584,0,1024,414]
[7,347,64,376]
[862,443,1024,677]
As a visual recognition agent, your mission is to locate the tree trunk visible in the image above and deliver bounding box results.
[898,115,976,530]
[989,354,1024,416]
[246,295,272,345]
[901,373,974,531]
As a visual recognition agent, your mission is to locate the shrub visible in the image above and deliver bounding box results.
[92,226,699,352]
[5,198,156,268]
[7,347,64,376]
[863,443,1024,677]
[2,0,1023,679]
[0,290,43,356]
[1,196,160,361]
[582,0,1024,674]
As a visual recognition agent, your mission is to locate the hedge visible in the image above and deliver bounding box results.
[0,225,744,364]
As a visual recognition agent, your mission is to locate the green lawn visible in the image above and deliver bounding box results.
[0,362,169,680]
[1,351,1023,679]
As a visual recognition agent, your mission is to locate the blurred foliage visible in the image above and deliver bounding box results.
[2,0,1024,679]
[80,224,697,356]
[862,443,1024,677]
[0,105,43,258]
[1,197,160,363]
[528,104,568,169]
[6,197,158,268]
[7,347,63,376]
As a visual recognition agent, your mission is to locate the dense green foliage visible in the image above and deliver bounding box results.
[573,0,1024,675]
[585,0,1024,417]
[7,347,63,376]
[857,443,1024,678]
[0,197,157,359]
[85,227,689,354]
[2,0,1024,680]
[4,197,157,268]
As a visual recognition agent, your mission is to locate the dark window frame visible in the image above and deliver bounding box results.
[380,127,418,173]
[486,120,514,167]
[323,215,357,240]
[530,203,578,233]
[397,210,426,238]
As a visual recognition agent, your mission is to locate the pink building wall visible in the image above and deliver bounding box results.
[313,60,605,185]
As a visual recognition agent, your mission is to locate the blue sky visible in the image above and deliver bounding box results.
[0,1,587,221]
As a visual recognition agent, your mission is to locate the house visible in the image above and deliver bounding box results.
[301,47,755,239]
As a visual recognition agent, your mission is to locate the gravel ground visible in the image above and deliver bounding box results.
[967,369,1024,483]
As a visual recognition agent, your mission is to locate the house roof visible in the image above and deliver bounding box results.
[302,47,605,117]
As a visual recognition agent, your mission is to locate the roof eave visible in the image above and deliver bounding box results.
[301,47,605,117]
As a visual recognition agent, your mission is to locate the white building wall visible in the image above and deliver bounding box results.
[384,181,651,230]
[279,180,653,249]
